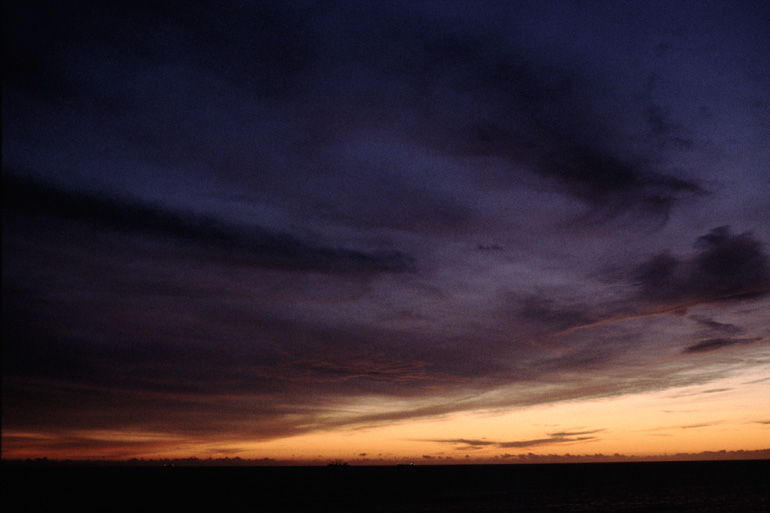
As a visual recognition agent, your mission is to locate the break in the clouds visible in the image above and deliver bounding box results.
[3,0,770,455]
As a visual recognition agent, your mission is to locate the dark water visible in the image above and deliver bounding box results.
[6,460,769,512]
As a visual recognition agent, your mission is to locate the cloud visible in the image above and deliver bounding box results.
[533,146,701,214]
[546,429,603,438]
[690,317,742,334]
[436,439,496,448]
[3,1,768,456]
[430,430,604,450]
[683,338,762,354]
[518,296,599,333]
[355,14,704,217]
[634,226,770,303]
[3,0,708,241]
[640,73,697,152]
[3,175,416,274]
[2,2,317,102]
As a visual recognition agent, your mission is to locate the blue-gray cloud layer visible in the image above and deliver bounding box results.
[3,0,769,443]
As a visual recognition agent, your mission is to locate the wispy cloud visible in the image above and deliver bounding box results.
[428,430,604,450]
[683,338,762,354]
[3,175,416,274]
[690,317,742,334]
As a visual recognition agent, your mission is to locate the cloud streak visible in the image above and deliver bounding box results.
[3,175,416,274]
[683,338,763,354]
[430,430,605,451]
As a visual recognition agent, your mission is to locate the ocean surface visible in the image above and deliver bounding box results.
[6,460,769,512]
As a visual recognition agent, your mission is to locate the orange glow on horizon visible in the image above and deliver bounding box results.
[4,367,768,463]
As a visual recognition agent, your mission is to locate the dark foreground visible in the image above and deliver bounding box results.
[5,460,769,512]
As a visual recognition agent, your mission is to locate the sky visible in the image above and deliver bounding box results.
[2,0,769,463]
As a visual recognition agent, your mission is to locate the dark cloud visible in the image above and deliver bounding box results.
[2,0,768,457]
[497,436,596,449]
[634,226,770,303]
[683,338,762,354]
[431,430,604,450]
[3,175,415,274]
[547,429,603,438]
[2,1,317,102]
[518,296,598,333]
[532,145,701,216]
[347,12,704,216]
[644,103,695,151]
[690,317,742,334]
[640,72,697,152]
[436,439,496,448]
[700,388,731,394]
[477,244,504,251]
[3,0,707,240]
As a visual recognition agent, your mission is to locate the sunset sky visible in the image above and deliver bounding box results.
[3,0,769,463]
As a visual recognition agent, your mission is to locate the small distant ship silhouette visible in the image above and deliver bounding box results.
[327,460,349,467]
